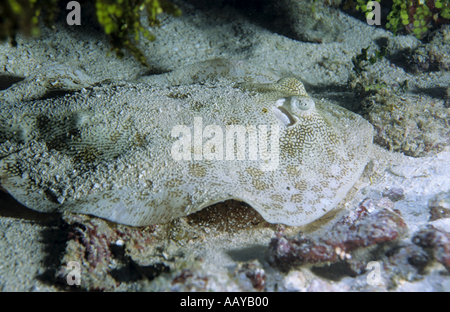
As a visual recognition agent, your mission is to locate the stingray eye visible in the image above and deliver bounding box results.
[291,96,314,111]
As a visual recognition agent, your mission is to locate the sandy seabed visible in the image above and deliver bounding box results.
[1,0,450,291]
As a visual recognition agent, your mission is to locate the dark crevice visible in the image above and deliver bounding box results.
[108,242,170,283]
[0,75,24,91]
[311,261,358,281]
[36,217,72,289]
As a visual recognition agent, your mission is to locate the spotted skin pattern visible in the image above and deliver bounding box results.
[0,62,373,226]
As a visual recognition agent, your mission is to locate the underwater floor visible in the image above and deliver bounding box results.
[0,0,450,291]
